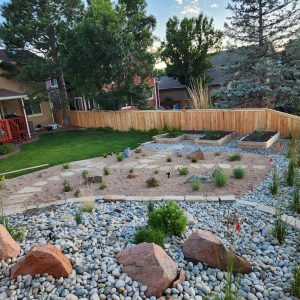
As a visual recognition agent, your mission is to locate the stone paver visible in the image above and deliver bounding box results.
[189,164,201,169]
[159,166,171,171]
[61,171,75,177]
[109,164,122,169]
[135,164,149,169]
[185,195,206,202]
[206,196,219,202]
[219,164,232,169]
[145,165,159,169]
[162,196,185,201]
[139,159,155,164]
[33,181,48,187]
[17,187,42,194]
[122,162,139,168]
[253,165,267,170]
[219,195,236,202]
[201,164,215,169]
[7,193,34,203]
[48,176,60,181]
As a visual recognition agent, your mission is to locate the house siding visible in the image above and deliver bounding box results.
[0,67,53,127]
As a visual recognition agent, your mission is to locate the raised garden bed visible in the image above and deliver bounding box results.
[195,130,235,146]
[182,130,205,140]
[238,131,280,149]
[153,133,185,144]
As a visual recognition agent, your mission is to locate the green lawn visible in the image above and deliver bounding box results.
[0,130,152,178]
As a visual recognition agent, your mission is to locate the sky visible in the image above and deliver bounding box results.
[147,0,230,43]
[0,0,229,41]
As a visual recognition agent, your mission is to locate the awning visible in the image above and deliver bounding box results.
[0,89,27,101]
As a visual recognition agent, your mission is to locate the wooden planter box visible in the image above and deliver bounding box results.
[182,131,206,140]
[195,132,235,146]
[238,131,280,149]
[153,133,186,144]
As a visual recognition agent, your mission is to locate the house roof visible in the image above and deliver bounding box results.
[0,89,27,101]
[0,49,34,64]
[156,76,186,90]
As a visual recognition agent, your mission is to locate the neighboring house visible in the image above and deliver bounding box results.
[0,50,53,143]
[156,50,242,109]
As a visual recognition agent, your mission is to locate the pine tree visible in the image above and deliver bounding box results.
[0,0,84,124]
[215,0,300,110]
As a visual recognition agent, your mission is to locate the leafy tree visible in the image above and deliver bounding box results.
[160,14,222,85]
[0,0,84,124]
[215,0,300,109]
[63,0,155,110]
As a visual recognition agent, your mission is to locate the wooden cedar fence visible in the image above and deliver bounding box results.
[65,109,300,137]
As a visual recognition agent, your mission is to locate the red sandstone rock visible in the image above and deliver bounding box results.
[187,150,204,160]
[117,243,177,297]
[183,230,252,274]
[0,224,21,260]
[172,268,186,288]
[10,244,72,279]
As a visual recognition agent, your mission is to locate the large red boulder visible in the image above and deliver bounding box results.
[183,230,252,274]
[0,224,21,260]
[187,150,204,160]
[117,243,177,297]
[10,244,72,279]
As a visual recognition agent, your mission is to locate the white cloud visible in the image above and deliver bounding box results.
[181,5,201,14]
[210,3,220,8]
[175,0,183,4]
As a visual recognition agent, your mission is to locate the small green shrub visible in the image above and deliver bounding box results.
[81,170,89,178]
[103,167,110,176]
[233,167,246,179]
[147,202,155,214]
[228,153,242,161]
[146,177,159,188]
[74,190,80,198]
[117,154,123,162]
[62,163,69,169]
[133,227,165,247]
[291,186,300,214]
[0,176,5,190]
[135,148,142,154]
[191,156,198,163]
[214,170,229,187]
[99,183,107,190]
[82,200,95,213]
[63,180,71,192]
[0,143,14,155]
[191,178,201,191]
[148,201,187,236]
[166,156,172,162]
[178,166,189,176]
[291,265,300,298]
[269,167,279,196]
[154,169,159,175]
[75,209,83,225]
[103,154,108,158]
[271,212,287,245]
[0,215,25,241]
[214,152,221,156]
[286,159,296,186]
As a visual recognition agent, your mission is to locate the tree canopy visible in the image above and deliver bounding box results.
[160,13,222,85]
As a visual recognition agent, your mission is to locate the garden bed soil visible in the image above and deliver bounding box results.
[238,131,280,149]
[2,147,271,214]
[195,131,235,146]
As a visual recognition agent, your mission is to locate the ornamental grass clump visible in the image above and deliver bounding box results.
[191,178,201,191]
[269,167,279,196]
[291,185,300,214]
[62,163,69,169]
[148,201,187,236]
[133,227,165,247]
[233,166,246,179]
[291,265,300,298]
[178,166,189,176]
[228,153,242,161]
[191,156,198,163]
[99,183,107,190]
[103,167,110,176]
[166,156,172,162]
[116,154,123,162]
[82,200,95,213]
[214,170,229,187]
[75,209,83,225]
[146,177,159,188]
[286,159,296,186]
[271,212,287,245]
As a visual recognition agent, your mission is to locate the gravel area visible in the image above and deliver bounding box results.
[0,200,299,300]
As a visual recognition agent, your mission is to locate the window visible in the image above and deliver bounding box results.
[24,100,42,116]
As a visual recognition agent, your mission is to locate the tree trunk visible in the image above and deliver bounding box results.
[58,71,70,126]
